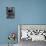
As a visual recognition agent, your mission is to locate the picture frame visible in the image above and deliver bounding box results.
[6,7,15,19]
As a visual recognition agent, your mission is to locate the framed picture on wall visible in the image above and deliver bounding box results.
[18,24,46,42]
[6,7,15,19]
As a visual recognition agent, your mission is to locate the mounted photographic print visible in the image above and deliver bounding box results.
[18,24,46,41]
[6,7,15,19]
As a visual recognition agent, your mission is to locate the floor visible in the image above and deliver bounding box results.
[0,44,18,46]
[0,40,46,46]
[19,40,46,46]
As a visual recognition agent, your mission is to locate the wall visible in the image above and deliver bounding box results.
[16,0,46,24]
[0,0,46,44]
[0,0,17,44]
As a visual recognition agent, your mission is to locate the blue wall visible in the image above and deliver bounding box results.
[16,0,46,24]
[0,0,46,44]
